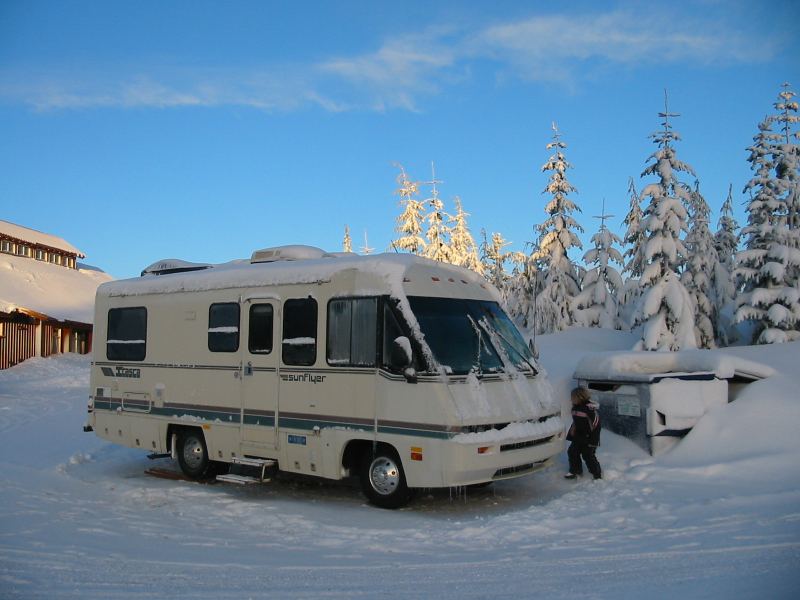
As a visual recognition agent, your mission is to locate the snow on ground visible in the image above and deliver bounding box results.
[1,336,799,598]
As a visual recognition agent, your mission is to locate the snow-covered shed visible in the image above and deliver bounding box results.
[0,221,111,369]
[573,351,774,455]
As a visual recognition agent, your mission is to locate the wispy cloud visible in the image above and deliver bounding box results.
[0,7,778,113]
[473,9,774,83]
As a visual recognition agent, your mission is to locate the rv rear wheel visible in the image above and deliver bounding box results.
[360,447,413,509]
[177,429,210,480]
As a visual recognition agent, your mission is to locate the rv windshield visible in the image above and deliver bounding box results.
[407,297,536,376]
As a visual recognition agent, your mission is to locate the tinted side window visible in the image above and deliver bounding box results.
[248,304,274,354]
[328,298,377,367]
[107,307,147,361]
[208,303,240,352]
[282,298,317,366]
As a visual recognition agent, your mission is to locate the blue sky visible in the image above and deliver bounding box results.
[1,0,798,278]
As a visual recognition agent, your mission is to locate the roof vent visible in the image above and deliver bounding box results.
[250,245,326,264]
[141,259,212,277]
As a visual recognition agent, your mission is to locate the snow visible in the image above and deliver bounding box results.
[0,254,112,323]
[0,219,84,256]
[574,347,775,381]
[1,333,799,597]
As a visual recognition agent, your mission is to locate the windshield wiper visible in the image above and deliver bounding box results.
[478,315,538,375]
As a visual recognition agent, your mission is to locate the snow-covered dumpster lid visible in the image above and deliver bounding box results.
[573,350,775,384]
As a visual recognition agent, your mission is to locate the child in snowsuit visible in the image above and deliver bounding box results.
[565,387,602,480]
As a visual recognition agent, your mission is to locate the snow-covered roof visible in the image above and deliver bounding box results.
[0,254,112,323]
[99,252,495,301]
[573,350,775,383]
[0,220,85,257]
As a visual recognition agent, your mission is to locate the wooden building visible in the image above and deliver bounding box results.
[1,220,103,370]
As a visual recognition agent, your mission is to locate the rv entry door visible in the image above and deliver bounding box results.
[240,299,280,449]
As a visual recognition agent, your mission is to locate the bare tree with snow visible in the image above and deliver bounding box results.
[392,165,427,255]
[574,206,624,329]
[530,122,584,333]
[631,94,697,351]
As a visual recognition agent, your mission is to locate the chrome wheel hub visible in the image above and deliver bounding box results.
[369,456,400,496]
[183,436,205,470]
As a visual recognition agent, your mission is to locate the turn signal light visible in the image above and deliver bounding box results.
[410,446,423,461]
[477,446,492,455]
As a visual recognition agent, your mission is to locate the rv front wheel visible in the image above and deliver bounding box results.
[360,447,413,509]
[177,429,210,479]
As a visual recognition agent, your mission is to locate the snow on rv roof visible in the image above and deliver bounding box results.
[98,252,496,300]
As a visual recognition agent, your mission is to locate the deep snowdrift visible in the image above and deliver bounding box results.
[0,335,798,598]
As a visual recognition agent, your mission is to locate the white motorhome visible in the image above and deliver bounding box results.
[86,246,564,507]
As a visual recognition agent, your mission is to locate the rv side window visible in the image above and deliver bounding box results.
[107,307,147,361]
[208,303,240,352]
[327,298,377,367]
[282,298,317,366]
[248,304,274,354]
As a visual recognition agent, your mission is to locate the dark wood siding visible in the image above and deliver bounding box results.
[0,314,37,370]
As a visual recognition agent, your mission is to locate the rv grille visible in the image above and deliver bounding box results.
[493,459,546,479]
[500,435,555,452]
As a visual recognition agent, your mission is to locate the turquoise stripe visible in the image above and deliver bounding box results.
[94,401,453,439]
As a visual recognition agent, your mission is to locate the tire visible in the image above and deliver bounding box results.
[360,446,413,509]
[176,429,210,480]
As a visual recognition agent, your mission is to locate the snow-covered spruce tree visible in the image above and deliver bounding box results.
[735,87,800,344]
[574,210,624,329]
[712,185,739,345]
[681,181,718,348]
[530,122,584,334]
[620,177,646,328]
[449,196,484,275]
[506,249,540,329]
[631,96,697,351]
[773,83,800,277]
[342,225,353,253]
[480,229,513,291]
[392,165,427,255]
[422,164,453,263]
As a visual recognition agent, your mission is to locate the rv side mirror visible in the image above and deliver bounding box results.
[390,336,413,369]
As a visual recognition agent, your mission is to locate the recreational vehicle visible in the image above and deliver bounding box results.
[86,246,564,507]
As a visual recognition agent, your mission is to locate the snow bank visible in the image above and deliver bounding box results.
[0,254,112,323]
[573,348,775,381]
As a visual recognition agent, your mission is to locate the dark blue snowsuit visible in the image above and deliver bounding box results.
[567,400,602,479]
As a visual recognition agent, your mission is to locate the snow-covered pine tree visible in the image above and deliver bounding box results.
[530,122,583,333]
[480,229,513,291]
[772,83,800,277]
[392,165,427,255]
[574,206,624,329]
[735,86,800,344]
[620,177,646,328]
[448,197,484,275]
[343,225,353,253]
[631,94,697,351]
[622,177,646,279]
[422,163,453,263]
[712,185,739,345]
[681,181,718,348]
[506,249,540,329]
